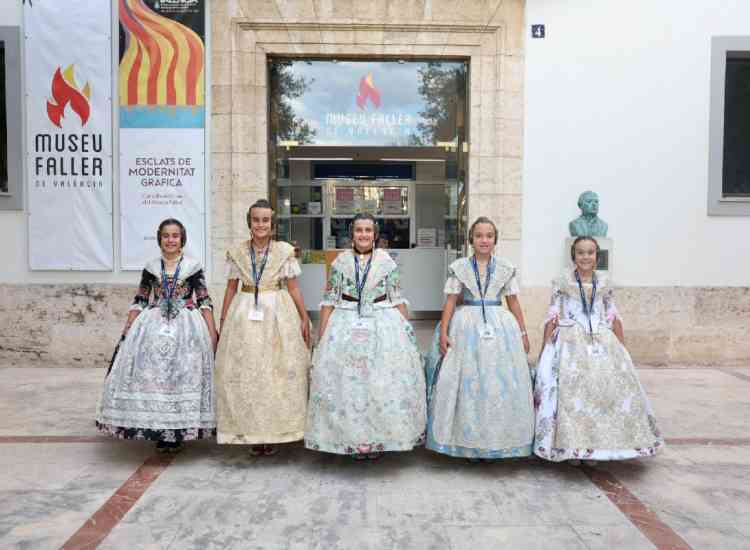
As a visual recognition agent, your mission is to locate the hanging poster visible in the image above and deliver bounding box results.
[25,0,113,270]
[119,0,206,269]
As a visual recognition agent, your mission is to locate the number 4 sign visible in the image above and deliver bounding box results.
[531,24,546,38]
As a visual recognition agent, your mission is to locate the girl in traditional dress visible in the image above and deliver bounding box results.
[424,217,535,461]
[96,219,218,453]
[305,213,426,460]
[533,236,664,463]
[215,199,311,456]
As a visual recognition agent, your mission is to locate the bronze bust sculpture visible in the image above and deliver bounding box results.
[569,191,608,237]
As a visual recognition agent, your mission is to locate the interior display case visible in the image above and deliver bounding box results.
[268,58,468,313]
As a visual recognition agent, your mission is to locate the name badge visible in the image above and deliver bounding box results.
[248,307,264,321]
[480,325,495,339]
[351,318,371,343]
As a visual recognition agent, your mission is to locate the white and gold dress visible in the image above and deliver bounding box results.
[533,270,664,461]
[215,240,310,445]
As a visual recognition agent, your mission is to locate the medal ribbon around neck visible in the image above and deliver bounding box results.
[160,256,183,320]
[471,255,495,325]
[575,269,597,342]
[250,241,271,309]
[354,251,373,317]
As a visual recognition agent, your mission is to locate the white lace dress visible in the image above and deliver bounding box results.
[96,256,216,442]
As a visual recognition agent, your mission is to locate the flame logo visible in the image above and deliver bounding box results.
[119,0,204,108]
[356,73,381,110]
[47,65,91,128]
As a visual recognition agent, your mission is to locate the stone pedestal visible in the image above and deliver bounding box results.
[565,237,613,276]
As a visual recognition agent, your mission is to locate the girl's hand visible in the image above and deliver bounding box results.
[522,334,530,354]
[211,331,218,354]
[439,333,451,356]
[301,319,311,349]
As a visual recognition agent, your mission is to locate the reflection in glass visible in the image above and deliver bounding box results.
[267,58,469,264]
[269,59,466,147]
[0,42,7,193]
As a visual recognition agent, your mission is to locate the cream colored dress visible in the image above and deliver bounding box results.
[215,240,310,444]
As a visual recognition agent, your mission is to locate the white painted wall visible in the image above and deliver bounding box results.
[523,0,750,286]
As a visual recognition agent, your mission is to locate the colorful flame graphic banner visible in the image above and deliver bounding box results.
[47,65,91,128]
[118,1,207,268]
[119,0,204,127]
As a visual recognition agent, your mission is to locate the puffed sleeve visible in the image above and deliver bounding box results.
[443,265,462,295]
[503,267,520,296]
[320,263,342,307]
[386,266,408,307]
[129,270,155,311]
[280,254,302,279]
[187,269,213,310]
[543,280,563,326]
[603,286,621,325]
[224,252,241,281]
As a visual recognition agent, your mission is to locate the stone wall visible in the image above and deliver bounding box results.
[210,0,526,276]
[1,1,747,368]
[1,283,747,367]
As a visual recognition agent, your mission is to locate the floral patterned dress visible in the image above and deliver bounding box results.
[96,256,216,443]
[424,256,535,459]
[215,240,310,445]
[305,249,427,455]
[533,270,664,461]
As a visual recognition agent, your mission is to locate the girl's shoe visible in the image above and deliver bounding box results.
[262,444,279,456]
[366,452,382,461]
[156,441,183,454]
[248,445,265,457]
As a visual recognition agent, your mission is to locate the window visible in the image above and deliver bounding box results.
[0,26,22,210]
[708,37,750,215]
[722,56,750,198]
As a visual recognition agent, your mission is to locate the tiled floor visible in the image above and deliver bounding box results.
[2,327,750,549]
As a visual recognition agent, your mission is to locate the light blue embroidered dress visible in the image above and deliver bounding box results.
[425,256,534,459]
[305,249,427,455]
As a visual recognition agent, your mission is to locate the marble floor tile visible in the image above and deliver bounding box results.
[164,523,312,550]
[673,524,750,550]
[637,369,750,439]
[0,367,104,437]
[120,483,378,530]
[98,523,180,550]
[571,524,655,549]
[376,489,505,526]
[444,525,588,550]
[301,524,453,550]
[599,445,750,531]
[0,442,150,492]
[0,490,115,550]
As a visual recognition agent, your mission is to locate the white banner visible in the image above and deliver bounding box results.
[118,0,206,270]
[119,129,205,269]
[25,1,113,270]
